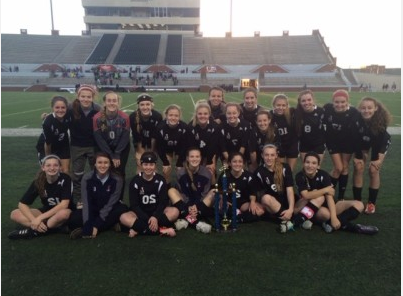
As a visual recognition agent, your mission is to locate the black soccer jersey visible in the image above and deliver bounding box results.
[41,113,70,151]
[153,120,190,166]
[188,121,219,165]
[298,106,325,149]
[295,169,332,194]
[218,118,251,156]
[249,126,281,165]
[20,173,72,211]
[217,170,258,208]
[240,104,264,128]
[129,173,168,221]
[129,110,162,149]
[68,103,101,147]
[254,163,294,204]
[269,109,298,150]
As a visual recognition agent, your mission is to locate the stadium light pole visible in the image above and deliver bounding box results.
[50,0,55,31]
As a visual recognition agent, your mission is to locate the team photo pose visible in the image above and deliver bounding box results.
[8,155,73,239]
[207,86,226,124]
[129,93,162,174]
[240,87,264,128]
[168,147,215,233]
[36,96,71,173]
[93,91,130,198]
[270,94,298,171]
[352,97,392,214]
[249,109,279,171]
[188,100,220,183]
[69,152,128,239]
[323,89,359,201]
[295,89,326,164]
[295,152,378,234]
[218,102,251,165]
[217,152,265,223]
[69,84,101,208]
[254,144,295,233]
[153,104,190,184]
[119,152,179,237]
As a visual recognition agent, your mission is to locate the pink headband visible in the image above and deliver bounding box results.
[77,85,96,95]
[332,90,349,100]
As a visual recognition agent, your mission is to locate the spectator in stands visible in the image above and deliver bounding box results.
[153,104,190,185]
[249,109,280,172]
[352,97,392,215]
[119,151,178,237]
[69,85,101,209]
[240,87,264,128]
[218,102,251,165]
[188,100,220,183]
[68,152,128,239]
[8,155,73,240]
[294,90,326,164]
[129,93,162,174]
[269,94,298,172]
[36,96,71,174]
[323,90,359,201]
[93,91,131,199]
[207,86,226,124]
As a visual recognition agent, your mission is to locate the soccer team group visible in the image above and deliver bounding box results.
[8,85,391,239]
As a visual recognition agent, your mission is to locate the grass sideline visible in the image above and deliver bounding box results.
[1,91,401,296]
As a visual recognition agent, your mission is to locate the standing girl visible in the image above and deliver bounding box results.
[240,87,264,128]
[69,84,101,207]
[153,104,190,184]
[36,96,71,173]
[119,152,179,237]
[68,152,128,239]
[294,89,326,164]
[8,155,73,239]
[323,89,359,200]
[129,93,162,174]
[207,86,226,124]
[269,94,298,171]
[93,91,130,198]
[254,144,295,233]
[352,97,392,214]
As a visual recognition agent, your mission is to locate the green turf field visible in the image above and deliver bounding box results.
[1,91,401,296]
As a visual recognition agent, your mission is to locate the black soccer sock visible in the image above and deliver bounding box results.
[352,186,362,201]
[173,200,188,218]
[338,206,360,227]
[338,174,349,200]
[330,176,338,187]
[238,211,260,223]
[196,201,210,217]
[132,219,149,234]
[293,203,319,226]
[368,188,379,204]
[158,214,173,228]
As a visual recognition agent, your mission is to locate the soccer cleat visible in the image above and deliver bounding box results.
[301,220,313,230]
[8,228,38,240]
[69,227,83,239]
[322,222,333,233]
[353,224,379,235]
[76,202,83,210]
[159,227,176,237]
[196,221,212,234]
[365,203,376,214]
[113,223,121,232]
[174,219,189,230]
[279,221,294,233]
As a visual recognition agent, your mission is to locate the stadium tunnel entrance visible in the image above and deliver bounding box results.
[240,78,259,91]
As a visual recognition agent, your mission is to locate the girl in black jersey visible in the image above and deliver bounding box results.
[93,91,130,198]
[254,144,295,233]
[119,152,179,237]
[218,102,251,165]
[352,97,392,215]
[217,152,265,223]
[240,87,264,128]
[295,90,325,163]
[168,148,215,233]
[270,94,298,171]
[37,96,71,173]
[69,84,101,208]
[208,86,226,124]
[188,100,219,183]
[129,93,162,174]
[249,109,280,171]
[323,90,359,200]
[68,152,128,239]
[295,152,378,234]
[154,104,190,184]
[8,155,72,239]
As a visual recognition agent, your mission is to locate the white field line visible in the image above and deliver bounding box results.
[189,93,196,107]
[2,107,50,117]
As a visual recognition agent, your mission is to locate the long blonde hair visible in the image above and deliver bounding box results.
[262,144,284,194]
[191,100,211,127]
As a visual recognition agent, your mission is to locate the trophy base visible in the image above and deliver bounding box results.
[215,227,238,233]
